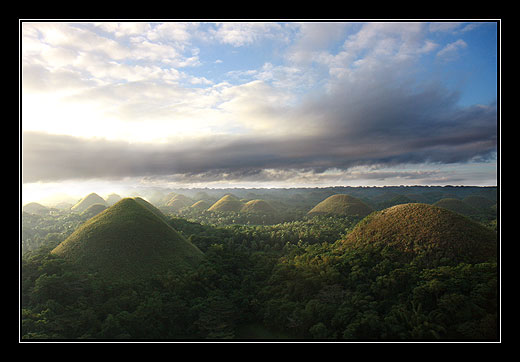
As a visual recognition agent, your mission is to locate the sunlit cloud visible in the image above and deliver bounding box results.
[21,21,498,201]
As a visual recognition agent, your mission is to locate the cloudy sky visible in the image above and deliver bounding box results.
[21,21,498,202]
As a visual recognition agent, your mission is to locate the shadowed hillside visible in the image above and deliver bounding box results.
[433,198,479,217]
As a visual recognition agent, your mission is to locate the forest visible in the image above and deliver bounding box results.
[20,185,499,341]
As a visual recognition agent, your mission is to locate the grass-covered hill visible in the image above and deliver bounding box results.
[208,195,244,212]
[105,193,122,206]
[51,198,204,281]
[308,194,373,217]
[462,195,496,210]
[71,193,107,214]
[433,198,479,217]
[166,194,193,212]
[340,203,497,265]
[22,202,49,215]
[241,199,277,214]
[80,203,107,219]
[190,200,211,211]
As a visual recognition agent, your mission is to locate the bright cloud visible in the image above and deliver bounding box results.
[21,21,498,190]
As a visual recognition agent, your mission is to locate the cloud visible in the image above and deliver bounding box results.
[210,22,287,47]
[22,88,497,184]
[21,22,497,186]
[436,39,468,61]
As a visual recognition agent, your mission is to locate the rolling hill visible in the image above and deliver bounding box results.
[105,193,122,206]
[22,202,49,215]
[80,203,107,219]
[71,193,107,214]
[165,194,193,212]
[340,203,497,265]
[462,195,496,210]
[208,195,244,212]
[241,199,277,214]
[190,200,212,211]
[308,194,373,217]
[433,198,479,217]
[51,198,204,281]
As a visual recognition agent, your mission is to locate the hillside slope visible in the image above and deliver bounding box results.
[308,194,373,217]
[71,193,107,214]
[340,203,497,265]
[52,198,204,281]
[208,195,244,212]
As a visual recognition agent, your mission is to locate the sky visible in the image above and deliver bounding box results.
[20,21,499,204]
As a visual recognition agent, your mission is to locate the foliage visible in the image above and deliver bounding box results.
[20,188,498,341]
[51,198,204,282]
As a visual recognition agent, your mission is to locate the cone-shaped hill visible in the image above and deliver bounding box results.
[308,194,373,217]
[52,198,204,281]
[340,203,497,265]
[241,199,277,214]
[190,200,211,211]
[433,198,479,217]
[71,193,107,213]
[166,194,193,211]
[80,203,107,219]
[462,195,496,210]
[208,195,244,212]
[105,193,122,206]
[22,202,49,215]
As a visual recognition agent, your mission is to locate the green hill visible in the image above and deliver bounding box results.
[166,194,193,212]
[463,195,496,210]
[22,202,49,215]
[105,193,122,206]
[80,203,107,219]
[241,199,277,214]
[433,198,479,217]
[340,203,497,265]
[71,193,107,214]
[308,194,373,217]
[208,195,244,212]
[51,198,204,281]
[190,200,211,211]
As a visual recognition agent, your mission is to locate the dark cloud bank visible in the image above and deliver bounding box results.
[22,83,497,184]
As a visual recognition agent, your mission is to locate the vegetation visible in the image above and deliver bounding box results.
[20,186,499,341]
[308,194,373,217]
[241,199,277,214]
[70,193,107,214]
[51,198,204,281]
[208,195,244,212]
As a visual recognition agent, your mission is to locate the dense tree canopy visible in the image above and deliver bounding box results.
[20,187,498,341]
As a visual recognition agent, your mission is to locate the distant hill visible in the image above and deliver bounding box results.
[51,198,204,281]
[340,203,497,265]
[105,193,122,206]
[190,200,211,211]
[241,199,277,214]
[463,195,495,210]
[375,195,415,210]
[22,202,49,215]
[80,203,107,219]
[433,198,479,217]
[208,195,244,212]
[308,194,373,217]
[71,193,107,214]
[166,194,193,212]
